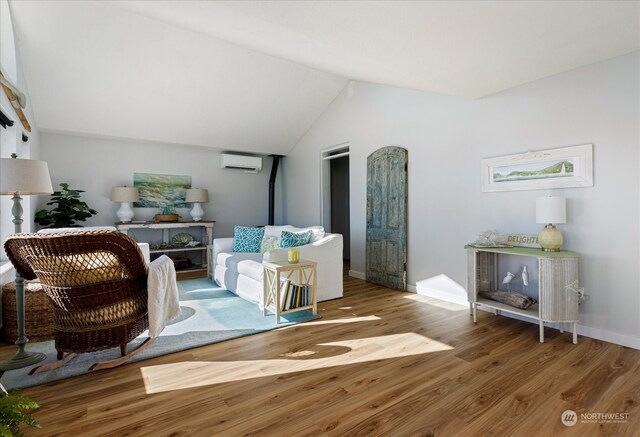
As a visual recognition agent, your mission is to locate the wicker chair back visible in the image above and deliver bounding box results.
[4,231,150,356]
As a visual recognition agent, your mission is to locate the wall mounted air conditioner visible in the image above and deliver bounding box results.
[220,153,262,173]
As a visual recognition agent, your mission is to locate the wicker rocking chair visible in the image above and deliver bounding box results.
[4,230,154,373]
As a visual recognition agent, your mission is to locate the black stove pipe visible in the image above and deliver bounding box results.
[268,155,282,225]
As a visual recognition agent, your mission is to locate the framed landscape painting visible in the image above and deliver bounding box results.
[133,173,192,208]
[481,144,593,192]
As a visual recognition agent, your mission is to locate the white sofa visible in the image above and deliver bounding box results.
[213,225,343,308]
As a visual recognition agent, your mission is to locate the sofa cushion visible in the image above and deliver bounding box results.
[280,230,312,248]
[232,226,264,253]
[216,252,263,280]
[236,256,265,282]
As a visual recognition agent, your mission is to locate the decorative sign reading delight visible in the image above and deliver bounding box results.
[507,234,540,248]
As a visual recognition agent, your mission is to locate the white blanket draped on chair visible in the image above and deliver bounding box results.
[147,255,181,338]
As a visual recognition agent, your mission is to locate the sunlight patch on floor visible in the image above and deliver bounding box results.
[300,315,380,325]
[403,294,468,312]
[140,332,453,394]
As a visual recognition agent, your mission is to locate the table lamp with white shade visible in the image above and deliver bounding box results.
[111,186,139,223]
[536,196,567,252]
[185,188,209,222]
[0,154,53,370]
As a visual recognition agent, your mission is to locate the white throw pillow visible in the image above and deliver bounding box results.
[260,236,281,253]
[262,225,293,239]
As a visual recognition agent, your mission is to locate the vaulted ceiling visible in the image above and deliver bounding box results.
[8,1,640,155]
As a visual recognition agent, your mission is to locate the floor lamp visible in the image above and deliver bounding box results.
[0,153,53,370]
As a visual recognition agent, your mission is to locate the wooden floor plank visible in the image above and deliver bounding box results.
[1,271,638,436]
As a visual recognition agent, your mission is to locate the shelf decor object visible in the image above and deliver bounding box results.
[110,186,139,223]
[185,188,209,222]
[536,196,566,252]
[0,154,53,370]
[287,248,300,264]
[481,144,593,192]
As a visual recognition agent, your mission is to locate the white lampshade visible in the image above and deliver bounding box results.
[111,186,139,202]
[185,188,209,203]
[0,157,53,195]
[536,196,566,224]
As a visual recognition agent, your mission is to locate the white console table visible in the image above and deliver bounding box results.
[116,221,215,279]
[465,245,580,344]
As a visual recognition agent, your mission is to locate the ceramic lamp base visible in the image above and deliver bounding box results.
[190,202,204,222]
[116,202,135,223]
[538,224,563,252]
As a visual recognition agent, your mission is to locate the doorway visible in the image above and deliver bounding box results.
[320,144,350,261]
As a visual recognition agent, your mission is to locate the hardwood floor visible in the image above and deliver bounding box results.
[2,273,639,436]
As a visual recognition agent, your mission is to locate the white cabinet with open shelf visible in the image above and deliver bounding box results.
[116,221,215,279]
[466,245,580,344]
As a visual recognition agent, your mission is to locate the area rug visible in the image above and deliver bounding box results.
[0,278,319,389]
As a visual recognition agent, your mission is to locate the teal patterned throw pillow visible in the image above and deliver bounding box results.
[280,230,312,248]
[232,226,265,253]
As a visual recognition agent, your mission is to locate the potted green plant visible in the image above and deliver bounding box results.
[34,183,98,228]
[0,384,40,436]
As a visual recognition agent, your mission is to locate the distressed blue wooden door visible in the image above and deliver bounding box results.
[366,146,407,290]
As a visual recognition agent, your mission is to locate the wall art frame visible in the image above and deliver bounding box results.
[133,172,191,208]
[481,144,593,192]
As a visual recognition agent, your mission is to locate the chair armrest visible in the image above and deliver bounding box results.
[212,237,234,266]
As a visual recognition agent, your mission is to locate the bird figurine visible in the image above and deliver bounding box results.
[521,265,529,286]
[521,265,529,291]
[502,272,515,291]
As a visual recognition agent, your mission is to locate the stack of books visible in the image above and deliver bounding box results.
[280,279,312,311]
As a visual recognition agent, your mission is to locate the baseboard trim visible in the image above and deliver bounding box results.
[348,270,365,280]
[411,282,640,350]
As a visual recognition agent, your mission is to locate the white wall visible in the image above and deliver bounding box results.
[39,133,283,238]
[0,0,42,269]
[283,52,640,348]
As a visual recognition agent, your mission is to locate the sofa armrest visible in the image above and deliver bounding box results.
[212,237,234,267]
[137,242,151,264]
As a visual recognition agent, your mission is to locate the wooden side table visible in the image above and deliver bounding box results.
[263,259,317,323]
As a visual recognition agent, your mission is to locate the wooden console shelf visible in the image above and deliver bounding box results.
[465,245,580,344]
[116,221,215,280]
